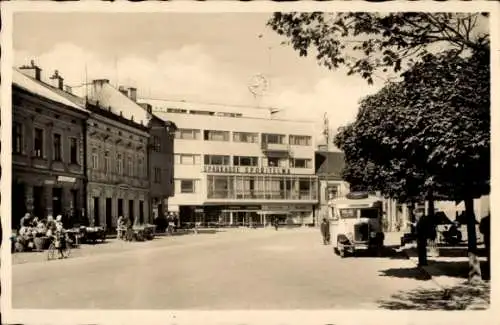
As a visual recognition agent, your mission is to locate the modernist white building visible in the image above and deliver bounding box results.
[139,99,318,226]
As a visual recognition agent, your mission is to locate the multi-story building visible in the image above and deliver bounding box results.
[139,99,319,227]
[83,80,151,228]
[12,64,88,227]
[139,102,176,220]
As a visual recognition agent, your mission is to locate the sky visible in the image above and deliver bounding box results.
[13,12,386,143]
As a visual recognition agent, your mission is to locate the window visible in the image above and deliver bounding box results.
[290,135,312,146]
[152,136,161,152]
[104,151,110,174]
[128,157,133,176]
[13,122,23,154]
[92,149,98,170]
[290,158,312,168]
[69,138,78,164]
[203,130,230,141]
[175,128,200,140]
[262,133,285,144]
[180,179,195,193]
[204,155,230,166]
[154,168,162,183]
[34,128,44,157]
[175,154,197,165]
[360,209,379,219]
[233,132,258,143]
[117,154,123,175]
[53,133,62,161]
[138,158,143,177]
[267,157,284,167]
[233,156,258,166]
[339,209,357,219]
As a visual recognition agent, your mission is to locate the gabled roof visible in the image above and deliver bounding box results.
[89,81,151,126]
[12,68,87,113]
[315,150,345,179]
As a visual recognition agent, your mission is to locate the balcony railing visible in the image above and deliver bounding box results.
[261,142,291,154]
[207,189,317,201]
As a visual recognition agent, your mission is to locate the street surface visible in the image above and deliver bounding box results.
[13,228,440,309]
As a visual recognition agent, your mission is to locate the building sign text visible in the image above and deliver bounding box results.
[202,165,290,175]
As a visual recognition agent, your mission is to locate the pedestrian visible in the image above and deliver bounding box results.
[274,217,279,231]
[117,215,125,240]
[20,213,33,229]
[320,218,331,245]
[415,209,430,266]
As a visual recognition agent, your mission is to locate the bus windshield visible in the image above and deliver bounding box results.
[339,209,357,219]
[360,208,379,219]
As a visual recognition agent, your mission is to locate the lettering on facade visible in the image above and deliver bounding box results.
[202,165,291,175]
[57,176,77,183]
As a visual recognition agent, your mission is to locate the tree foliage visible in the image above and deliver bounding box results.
[267,12,489,84]
[334,50,489,205]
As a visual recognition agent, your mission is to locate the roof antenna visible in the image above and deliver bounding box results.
[85,63,89,103]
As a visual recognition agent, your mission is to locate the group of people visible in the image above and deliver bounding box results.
[16,212,68,258]
[19,213,65,238]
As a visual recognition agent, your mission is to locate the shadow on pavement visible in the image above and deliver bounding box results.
[378,267,432,281]
[377,282,490,310]
[348,245,409,260]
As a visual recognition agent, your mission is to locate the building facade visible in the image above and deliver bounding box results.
[314,149,350,226]
[12,65,88,228]
[84,80,151,229]
[140,103,176,221]
[141,99,319,227]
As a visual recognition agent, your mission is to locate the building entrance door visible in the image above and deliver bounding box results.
[139,200,144,224]
[128,200,134,223]
[105,198,112,230]
[118,199,124,218]
[52,188,63,218]
[93,197,100,226]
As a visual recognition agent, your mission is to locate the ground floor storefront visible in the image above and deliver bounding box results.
[87,183,150,230]
[173,204,314,227]
[12,170,85,229]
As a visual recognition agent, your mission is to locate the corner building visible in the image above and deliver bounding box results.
[142,100,318,227]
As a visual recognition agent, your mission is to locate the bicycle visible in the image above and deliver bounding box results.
[47,233,71,260]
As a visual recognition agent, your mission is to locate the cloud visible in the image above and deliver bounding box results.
[14,42,383,143]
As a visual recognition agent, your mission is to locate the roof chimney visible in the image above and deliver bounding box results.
[19,60,42,81]
[64,85,73,94]
[49,70,64,90]
[139,102,152,114]
[127,87,137,102]
[118,86,128,96]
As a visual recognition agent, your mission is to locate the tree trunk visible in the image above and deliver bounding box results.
[465,197,482,284]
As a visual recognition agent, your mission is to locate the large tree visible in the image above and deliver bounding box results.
[269,12,490,281]
[334,51,489,278]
